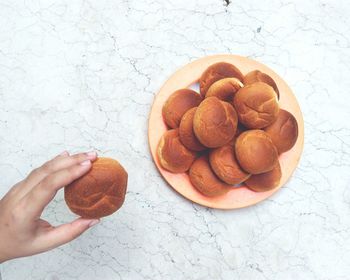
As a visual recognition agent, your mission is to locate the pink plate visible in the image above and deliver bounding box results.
[148,54,304,209]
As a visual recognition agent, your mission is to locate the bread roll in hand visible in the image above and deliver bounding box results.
[64,157,128,219]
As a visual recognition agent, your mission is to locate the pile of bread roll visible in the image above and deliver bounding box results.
[158,62,298,197]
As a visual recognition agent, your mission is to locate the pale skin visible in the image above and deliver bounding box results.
[0,151,100,263]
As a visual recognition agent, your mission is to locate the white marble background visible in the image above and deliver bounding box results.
[0,0,349,279]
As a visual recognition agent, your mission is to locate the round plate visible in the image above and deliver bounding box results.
[148,54,304,209]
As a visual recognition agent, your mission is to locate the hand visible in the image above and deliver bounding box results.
[0,151,99,263]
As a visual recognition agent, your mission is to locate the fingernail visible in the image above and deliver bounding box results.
[60,151,69,156]
[89,219,99,227]
[80,160,91,166]
[86,151,97,159]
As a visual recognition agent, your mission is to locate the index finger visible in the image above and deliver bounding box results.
[21,160,92,219]
[21,151,97,195]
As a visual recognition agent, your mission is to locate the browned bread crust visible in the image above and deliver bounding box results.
[64,157,128,218]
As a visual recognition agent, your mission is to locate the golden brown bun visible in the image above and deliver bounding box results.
[245,160,281,192]
[189,155,231,197]
[264,109,298,154]
[235,130,278,174]
[209,144,250,185]
[179,107,206,151]
[157,129,196,173]
[243,70,279,98]
[162,89,202,128]
[233,82,279,129]
[193,97,237,148]
[64,157,128,219]
[199,62,244,98]
[205,78,243,102]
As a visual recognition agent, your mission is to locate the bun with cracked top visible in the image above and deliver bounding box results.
[199,62,244,98]
[193,97,238,148]
[233,82,279,129]
[64,157,128,219]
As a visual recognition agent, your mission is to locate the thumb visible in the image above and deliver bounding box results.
[36,218,99,251]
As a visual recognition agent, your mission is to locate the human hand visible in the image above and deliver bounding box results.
[0,151,99,263]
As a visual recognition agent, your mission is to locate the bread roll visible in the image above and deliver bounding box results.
[209,144,250,185]
[235,130,278,174]
[233,82,279,128]
[189,155,231,197]
[243,70,279,98]
[264,109,298,154]
[157,129,196,173]
[162,89,202,128]
[199,62,244,98]
[179,107,206,151]
[64,157,128,219]
[245,161,281,192]
[205,78,243,102]
[193,97,237,148]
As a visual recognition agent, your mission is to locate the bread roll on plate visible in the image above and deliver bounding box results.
[209,144,250,185]
[157,129,196,173]
[264,109,298,154]
[205,77,243,102]
[199,62,244,98]
[245,160,282,192]
[235,130,278,174]
[194,97,237,148]
[243,70,279,98]
[233,82,279,129]
[179,107,206,151]
[189,155,231,197]
[162,89,202,128]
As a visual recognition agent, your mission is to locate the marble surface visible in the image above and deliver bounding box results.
[0,0,350,279]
